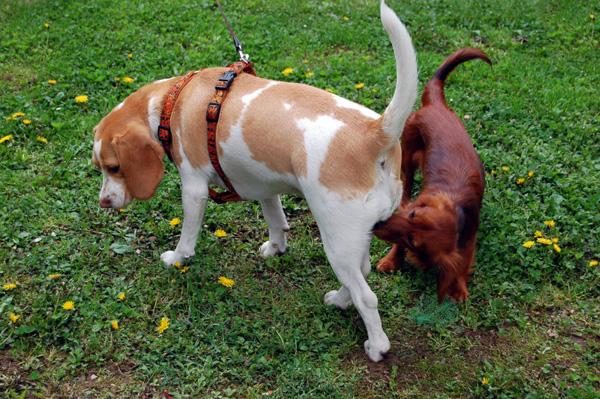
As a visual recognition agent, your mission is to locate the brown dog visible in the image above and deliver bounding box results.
[373,48,490,303]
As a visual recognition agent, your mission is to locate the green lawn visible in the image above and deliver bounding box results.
[1,0,599,398]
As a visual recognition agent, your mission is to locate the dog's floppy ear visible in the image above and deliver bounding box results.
[115,126,165,200]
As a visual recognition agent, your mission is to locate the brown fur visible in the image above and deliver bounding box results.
[373,48,491,303]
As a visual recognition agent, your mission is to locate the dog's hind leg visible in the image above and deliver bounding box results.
[259,195,290,257]
[320,219,390,362]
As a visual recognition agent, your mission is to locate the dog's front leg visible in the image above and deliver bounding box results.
[160,184,208,266]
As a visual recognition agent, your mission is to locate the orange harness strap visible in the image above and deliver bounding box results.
[158,62,257,204]
[206,60,256,203]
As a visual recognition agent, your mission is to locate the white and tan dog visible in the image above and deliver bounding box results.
[92,0,417,362]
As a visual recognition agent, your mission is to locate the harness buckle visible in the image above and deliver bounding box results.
[206,102,222,123]
[215,71,237,90]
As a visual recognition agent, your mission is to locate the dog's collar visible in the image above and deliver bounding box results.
[158,70,199,162]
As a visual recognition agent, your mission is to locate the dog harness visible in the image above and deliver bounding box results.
[158,61,256,203]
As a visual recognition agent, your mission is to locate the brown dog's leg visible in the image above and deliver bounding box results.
[376,243,406,273]
[400,120,425,205]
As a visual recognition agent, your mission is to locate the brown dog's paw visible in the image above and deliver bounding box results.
[376,258,398,273]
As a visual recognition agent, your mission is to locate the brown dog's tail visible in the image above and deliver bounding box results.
[421,48,491,107]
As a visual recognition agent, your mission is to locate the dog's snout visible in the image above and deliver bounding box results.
[99,198,113,208]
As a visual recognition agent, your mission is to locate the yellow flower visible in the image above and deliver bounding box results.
[502,166,509,172]
[157,317,169,333]
[5,117,13,121]
[537,238,552,245]
[517,178,526,184]
[553,244,561,253]
[305,72,314,78]
[10,313,21,323]
[3,283,17,291]
[325,88,333,93]
[523,241,535,249]
[535,231,543,238]
[23,119,31,125]
[590,260,599,267]
[282,68,293,75]
[75,95,88,103]
[12,112,25,118]
[44,23,50,29]
[591,14,595,20]
[528,171,534,178]
[128,53,133,59]
[544,220,555,228]
[551,238,559,244]
[218,276,235,287]
[62,301,74,310]
[482,377,489,385]
[118,292,125,300]
[372,89,377,93]
[123,77,134,83]
[214,229,227,238]
[173,262,181,269]
[169,218,181,226]
[48,274,61,280]
[37,136,48,143]
[48,79,57,85]
[111,320,119,329]
[115,77,121,82]
[0,135,13,143]
[180,266,190,274]
[343,16,349,21]
[491,170,497,174]
[355,83,365,89]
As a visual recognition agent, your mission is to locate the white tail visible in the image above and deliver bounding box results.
[379,0,418,145]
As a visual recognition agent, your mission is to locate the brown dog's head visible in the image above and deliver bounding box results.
[92,111,165,209]
[374,192,464,274]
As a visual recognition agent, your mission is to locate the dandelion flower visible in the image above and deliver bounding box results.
[173,262,181,269]
[305,72,314,78]
[48,79,57,84]
[343,16,349,21]
[517,178,526,184]
[115,77,121,82]
[44,23,50,29]
[157,317,169,333]
[180,266,190,274]
[37,136,48,143]
[528,171,534,178]
[62,301,74,310]
[535,231,543,238]
[218,276,235,287]
[128,53,133,59]
[0,135,13,143]
[169,218,181,226]
[75,95,88,103]
[48,274,61,280]
[544,220,555,228]
[214,229,227,238]
[325,88,333,93]
[282,68,293,76]
[551,238,559,244]
[111,320,119,329]
[523,241,535,248]
[482,377,489,385]
[590,260,598,267]
[123,77,134,83]
[591,14,595,20]
[372,89,377,93]
[537,238,552,245]
[23,119,32,125]
[553,244,561,253]
[12,112,25,118]
[355,83,365,89]
[502,166,509,172]
[3,283,17,291]
[10,313,20,323]
[118,292,125,300]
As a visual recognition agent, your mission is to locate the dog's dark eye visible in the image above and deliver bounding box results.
[107,166,120,174]
[409,210,416,219]
[407,234,414,246]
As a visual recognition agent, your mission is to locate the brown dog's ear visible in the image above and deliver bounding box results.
[115,128,165,200]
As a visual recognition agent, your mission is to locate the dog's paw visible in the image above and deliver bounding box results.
[364,337,390,363]
[376,258,398,274]
[260,241,286,258]
[324,290,353,310]
[160,251,185,267]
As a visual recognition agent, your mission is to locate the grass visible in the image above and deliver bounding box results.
[1,0,599,397]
